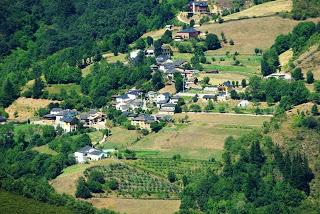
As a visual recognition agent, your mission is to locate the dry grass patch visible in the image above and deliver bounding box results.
[279,49,293,68]
[295,45,320,80]
[90,198,180,214]
[5,97,58,121]
[159,84,176,94]
[198,71,249,85]
[198,16,300,54]
[51,159,118,196]
[223,0,292,21]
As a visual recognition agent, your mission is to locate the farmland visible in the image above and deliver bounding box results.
[86,164,180,199]
[45,83,82,95]
[0,190,73,214]
[198,16,301,54]
[129,113,271,160]
[90,198,180,214]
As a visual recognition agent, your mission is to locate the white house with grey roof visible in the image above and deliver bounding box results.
[74,146,105,163]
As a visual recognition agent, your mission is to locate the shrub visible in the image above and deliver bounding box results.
[167,171,177,183]
[75,177,91,199]
[109,179,119,190]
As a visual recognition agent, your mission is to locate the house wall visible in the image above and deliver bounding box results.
[131,120,151,131]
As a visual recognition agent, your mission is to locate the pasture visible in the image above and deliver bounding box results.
[129,113,271,160]
[198,16,300,54]
[223,0,292,21]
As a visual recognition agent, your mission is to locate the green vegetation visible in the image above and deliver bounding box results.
[131,158,217,184]
[292,0,320,20]
[0,190,73,214]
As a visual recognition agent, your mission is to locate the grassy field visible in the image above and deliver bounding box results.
[0,190,73,214]
[295,45,320,80]
[103,127,142,150]
[51,159,118,196]
[90,198,180,214]
[46,83,82,95]
[33,144,58,156]
[279,49,293,68]
[129,113,271,160]
[198,16,300,54]
[223,0,292,21]
[5,97,57,121]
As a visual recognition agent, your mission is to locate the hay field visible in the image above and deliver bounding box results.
[33,144,58,156]
[46,83,82,95]
[223,0,292,21]
[198,16,300,54]
[5,97,57,121]
[130,113,271,160]
[103,127,142,149]
[90,198,180,214]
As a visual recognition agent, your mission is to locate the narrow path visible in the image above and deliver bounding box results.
[176,12,189,24]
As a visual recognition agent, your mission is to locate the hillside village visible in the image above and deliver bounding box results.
[0,0,320,214]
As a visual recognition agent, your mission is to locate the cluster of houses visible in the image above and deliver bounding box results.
[37,108,106,133]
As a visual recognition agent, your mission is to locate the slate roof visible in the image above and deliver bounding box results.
[51,108,62,112]
[77,146,104,156]
[223,81,233,87]
[43,114,56,120]
[117,94,130,100]
[132,114,155,123]
[203,95,216,99]
[190,1,208,7]
[156,55,171,64]
[178,28,199,34]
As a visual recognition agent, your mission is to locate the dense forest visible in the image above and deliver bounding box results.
[0,0,187,107]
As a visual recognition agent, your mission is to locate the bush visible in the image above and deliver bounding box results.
[109,179,119,190]
[167,171,177,183]
[301,116,319,129]
[75,177,91,199]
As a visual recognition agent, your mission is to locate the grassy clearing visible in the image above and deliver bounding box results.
[88,130,104,144]
[5,97,57,121]
[89,198,180,214]
[295,45,320,80]
[46,83,82,95]
[33,144,58,156]
[198,71,249,85]
[223,0,292,21]
[103,127,142,150]
[198,16,300,54]
[103,53,127,63]
[81,64,94,77]
[159,84,176,94]
[0,190,72,214]
[129,113,270,160]
[51,159,118,196]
